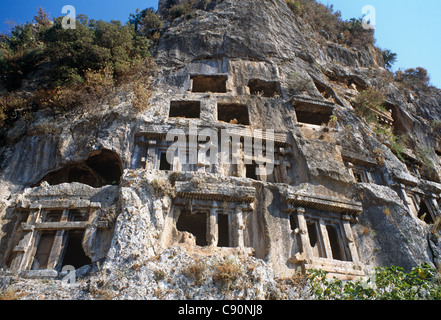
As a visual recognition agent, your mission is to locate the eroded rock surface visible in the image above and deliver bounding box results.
[1,0,441,299]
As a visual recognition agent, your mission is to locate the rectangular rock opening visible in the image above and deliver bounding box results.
[218,103,250,125]
[289,213,298,231]
[44,210,63,222]
[418,199,435,224]
[69,209,89,222]
[296,110,332,126]
[32,231,56,270]
[307,220,326,258]
[326,225,347,261]
[159,152,171,171]
[169,101,201,119]
[352,167,369,183]
[217,213,230,247]
[246,163,258,180]
[177,211,208,246]
[248,79,280,97]
[191,75,227,93]
[61,230,91,269]
[293,98,335,127]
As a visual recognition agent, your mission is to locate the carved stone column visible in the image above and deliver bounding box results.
[319,219,332,259]
[232,205,245,248]
[342,217,360,265]
[296,207,313,262]
[47,209,69,270]
[207,206,218,247]
[146,140,157,170]
[10,209,40,271]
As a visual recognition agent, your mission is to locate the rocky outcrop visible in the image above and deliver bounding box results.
[1,0,441,299]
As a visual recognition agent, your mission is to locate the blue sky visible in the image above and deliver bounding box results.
[0,1,158,32]
[0,0,440,88]
[318,0,441,88]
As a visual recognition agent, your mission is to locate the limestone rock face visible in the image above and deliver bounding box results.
[1,0,441,299]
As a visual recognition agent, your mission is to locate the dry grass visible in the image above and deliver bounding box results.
[182,260,207,286]
[0,287,24,300]
[150,179,175,197]
[432,216,441,235]
[277,270,309,292]
[361,225,372,235]
[90,288,117,300]
[214,258,244,290]
[1,57,157,128]
[373,148,385,166]
[132,81,153,112]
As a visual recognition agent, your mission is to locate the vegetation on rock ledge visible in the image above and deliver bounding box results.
[0,8,156,129]
[308,263,441,300]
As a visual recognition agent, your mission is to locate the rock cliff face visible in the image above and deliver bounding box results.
[1,0,441,299]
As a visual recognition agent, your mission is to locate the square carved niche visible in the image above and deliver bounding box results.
[191,75,228,93]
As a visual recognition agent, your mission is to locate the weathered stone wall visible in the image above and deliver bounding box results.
[1,0,441,299]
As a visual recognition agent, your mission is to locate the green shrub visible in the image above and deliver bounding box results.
[381,49,397,69]
[415,146,436,180]
[169,3,195,20]
[43,17,150,86]
[33,7,52,28]
[374,124,408,162]
[352,89,411,163]
[285,0,374,48]
[341,17,375,47]
[0,8,156,127]
[286,0,303,15]
[1,9,153,90]
[415,146,434,169]
[352,88,385,123]
[395,67,431,90]
[389,134,408,162]
[141,10,163,36]
[129,8,163,38]
[308,263,441,300]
